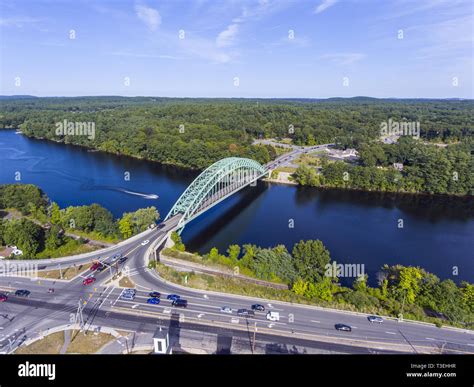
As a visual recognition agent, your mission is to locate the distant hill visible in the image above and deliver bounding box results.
[0,95,38,100]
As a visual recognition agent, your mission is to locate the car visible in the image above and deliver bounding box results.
[90,262,101,271]
[110,254,121,263]
[147,298,161,305]
[335,323,352,332]
[120,289,136,300]
[167,294,180,301]
[96,264,107,273]
[141,240,150,246]
[220,306,232,314]
[237,309,255,318]
[0,293,7,302]
[82,277,96,286]
[120,293,135,301]
[251,304,265,312]
[172,299,188,308]
[48,288,55,294]
[149,291,161,298]
[368,315,384,324]
[118,257,128,264]
[15,289,30,297]
[266,311,280,321]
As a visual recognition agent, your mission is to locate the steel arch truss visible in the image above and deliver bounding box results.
[165,157,267,231]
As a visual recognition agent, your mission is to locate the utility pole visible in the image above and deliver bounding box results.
[76,298,85,329]
[252,322,257,353]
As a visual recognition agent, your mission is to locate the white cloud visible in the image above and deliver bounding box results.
[216,24,239,48]
[320,53,366,65]
[0,17,41,27]
[314,0,338,14]
[135,3,161,31]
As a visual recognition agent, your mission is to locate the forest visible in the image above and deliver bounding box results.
[0,184,159,258]
[0,96,472,194]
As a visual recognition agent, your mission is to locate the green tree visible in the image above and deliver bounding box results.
[292,240,331,283]
[118,214,133,239]
[50,202,61,224]
[170,231,185,251]
[227,244,241,262]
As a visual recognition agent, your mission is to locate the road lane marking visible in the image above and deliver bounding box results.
[425,337,436,341]
[231,318,239,324]
[385,331,397,335]
[311,320,320,323]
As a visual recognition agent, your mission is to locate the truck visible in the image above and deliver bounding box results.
[266,311,280,321]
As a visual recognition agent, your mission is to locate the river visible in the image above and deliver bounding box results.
[0,130,472,285]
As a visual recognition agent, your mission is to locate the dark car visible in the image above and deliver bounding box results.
[251,304,265,312]
[0,293,7,302]
[335,323,352,332]
[237,309,255,318]
[96,264,107,273]
[149,291,161,298]
[118,257,128,264]
[147,298,160,305]
[15,289,30,297]
[167,294,180,301]
[172,299,188,308]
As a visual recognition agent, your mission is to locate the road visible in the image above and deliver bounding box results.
[0,222,472,354]
[0,150,472,354]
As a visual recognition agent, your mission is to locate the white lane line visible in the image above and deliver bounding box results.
[385,331,397,335]
[231,318,239,324]
[467,344,474,347]
[425,337,436,341]
[135,284,152,291]
[311,320,320,323]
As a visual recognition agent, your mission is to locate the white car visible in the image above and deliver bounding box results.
[220,306,232,314]
[266,311,280,321]
[141,240,150,246]
[368,315,384,323]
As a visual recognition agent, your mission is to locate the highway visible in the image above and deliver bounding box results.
[0,223,473,354]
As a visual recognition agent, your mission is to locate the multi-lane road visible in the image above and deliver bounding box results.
[0,222,473,354]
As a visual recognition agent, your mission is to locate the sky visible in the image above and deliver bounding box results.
[0,0,472,98]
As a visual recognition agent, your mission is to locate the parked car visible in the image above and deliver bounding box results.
[0,293,7,302]
[251,304,265,312]
[167,294,180,301]
[141,240,150,246]
[368,315,384,324]
[237,309,255,318]
[220,306,232,314]
[266,311,280,321]
[172,299,188,308]
[83,277,96,286]
[149,291,161,298]
[147,298,161,305]
[335,323,352,332]
[15,289,30,297]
